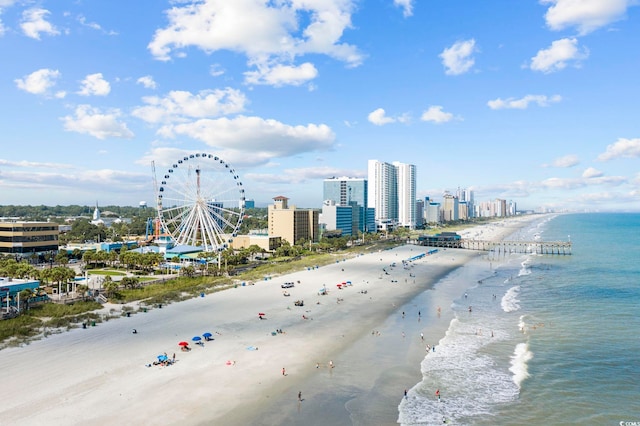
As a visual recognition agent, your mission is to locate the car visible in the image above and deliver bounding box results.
[281,282,295,288]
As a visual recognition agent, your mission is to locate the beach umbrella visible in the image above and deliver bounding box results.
[157,354,168,362]
[192,336,202,342]
[202,332,212,338]
[258,312,266,316]
[178,341,189,346]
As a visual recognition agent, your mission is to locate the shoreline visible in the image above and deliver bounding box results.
[0,216,545,425]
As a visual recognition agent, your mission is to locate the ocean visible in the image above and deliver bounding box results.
[398,213,640,425]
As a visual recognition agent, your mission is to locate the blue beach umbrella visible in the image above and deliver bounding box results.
[157,354,168,362]
[202,332,212,338]
[192,336,202,342]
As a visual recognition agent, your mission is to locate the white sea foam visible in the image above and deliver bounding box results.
[399,318,519,425]
[501,286,521,312]
[509,342,533,388]
[518,315,527,334]
[518,259,532,277]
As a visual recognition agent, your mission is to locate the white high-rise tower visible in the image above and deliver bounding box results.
[368,160,416,229]
[394,161,417,229]
[368,160,397,223]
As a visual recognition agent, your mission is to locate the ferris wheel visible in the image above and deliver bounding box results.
[155,153,245,252]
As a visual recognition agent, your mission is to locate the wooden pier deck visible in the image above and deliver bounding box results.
[418,239,572,255]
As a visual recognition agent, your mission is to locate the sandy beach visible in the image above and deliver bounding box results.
[0,216,540,426]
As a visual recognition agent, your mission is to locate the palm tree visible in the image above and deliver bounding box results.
[19,288,35,312]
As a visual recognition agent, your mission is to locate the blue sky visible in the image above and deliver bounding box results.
[0,0,639,212]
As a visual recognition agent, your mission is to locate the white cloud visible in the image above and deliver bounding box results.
[582,167,604,178]
[530,38,589,73]
[394,0,414,17]
[132,88,247,124]
[62,105,134,140]
[420,106,454,123]
[20,8,59,39]
[78,73,111,96]
[209,64,225,77]
[368,108,396,126]
[244,62,318,87]
[15,68,61,95]
[597,137,640,161]
[147,0,363,86]
[541,0,631,35]
[0,159,74,169]
[439,39,477,75]
[136,75,157,89]
[487,94,562,110]
[552,154,579,168]
[157,115,335,162]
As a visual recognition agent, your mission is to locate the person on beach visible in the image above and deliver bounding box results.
[420,332,424,341]
[298,391,302,401]
[404,389,408,399]
[435,389,440,401]
[329,360,334,368]
[282,367,286,376]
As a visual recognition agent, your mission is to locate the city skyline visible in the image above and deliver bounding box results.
[1,1,639,212]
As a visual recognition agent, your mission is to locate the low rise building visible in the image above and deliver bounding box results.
[0,221,59,257]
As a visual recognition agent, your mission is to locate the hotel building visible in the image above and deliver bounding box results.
[268,196,319,245]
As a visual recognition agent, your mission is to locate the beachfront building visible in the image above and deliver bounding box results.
[368,160,397,227]
[441,193,459,222]
[475,198,512,218]
[323,177,375,234]
[457,188,475,219]
[231,234,281,252]
[425,198,441,225]
[394,161,417,229]
[367,160,417,230]
[268,196,319,245]
[0,277,41,314]
[415,199,425,229]
[0,221,59,258]
[319,200,353,236]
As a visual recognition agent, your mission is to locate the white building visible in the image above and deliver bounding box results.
[367,160,397,225]
[393,161,417,229]
[367,160,417,229]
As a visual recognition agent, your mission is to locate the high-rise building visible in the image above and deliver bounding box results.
[442,193,459,222]
[323,177,372,233]
[368,160,397,224]
[319,200,353,236]
[394,161,417,229]
[367,160,416,229]
[415,199,424,229]
[457,188,475,219]
[268,196,319,245]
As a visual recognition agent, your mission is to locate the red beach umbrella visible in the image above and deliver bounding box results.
[258,312,266,316]
[178,341,189,346]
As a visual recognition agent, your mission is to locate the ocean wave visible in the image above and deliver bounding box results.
[509,342,533,388]
[501,286,521,312]
[518,259,532,277]
[399,318,519,425]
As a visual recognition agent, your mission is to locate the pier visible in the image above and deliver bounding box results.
[417,238,572,255]
[461,239,572,255]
